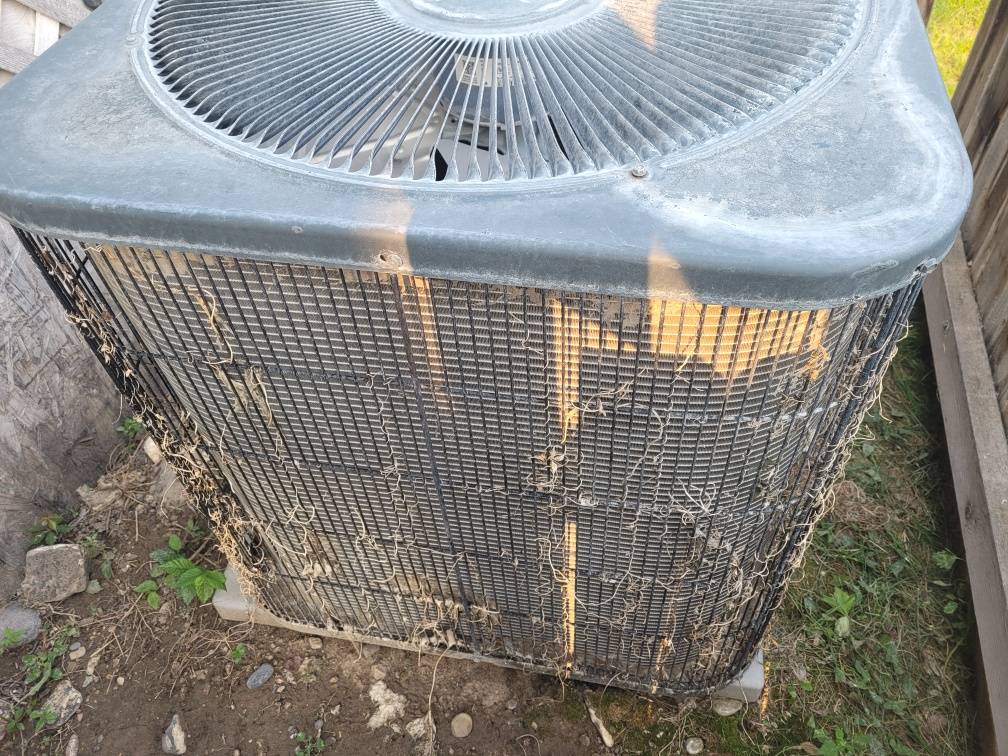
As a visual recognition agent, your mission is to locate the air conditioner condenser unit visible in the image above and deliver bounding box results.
[0,0,970,699]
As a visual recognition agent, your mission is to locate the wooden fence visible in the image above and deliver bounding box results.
[919,1,1008,754]
[953,0,1008,430]
[921,0,1008,433]
[0,0,86,86]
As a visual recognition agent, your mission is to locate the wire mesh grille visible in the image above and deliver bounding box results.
[145,0,863,182]
[19,230,920,696]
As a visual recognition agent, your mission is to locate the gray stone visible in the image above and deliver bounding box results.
[0,603,41,649]
[20,545,88,604]
[161,713,186,754]
[712,698,744,717]
[308,637,323,650]
[450,712,473,739]
[69,645,86,661]
[65,734,79,756]
[41,680,82,728]
[246,663,274,690]
[685,737,704,755]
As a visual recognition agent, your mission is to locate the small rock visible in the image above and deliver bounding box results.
[580,734,591,747]
[406,715,432,741]
[246,663,274,690]
[162,713,186,754]
[450,713,473,739]
[65,734,79,756]
[116,676,125,686]
[308,637,323,650]
[86,580,102,595]
[685,737,704,755]
[711,698,743,717]
[0,603,41,649]
[41,680,82,728]
[506,699,518,711]
[69,646,86,661]
[20,545,88,604]
[143,437,164,464]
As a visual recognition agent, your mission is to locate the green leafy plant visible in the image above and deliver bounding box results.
[22,625,76,698]
[80,531,114,579]
[144,534,226,608]
[182,518,207,542]
[814,725,870,756]
[133,578,162,610]
[1,628,25,657]
[164,558,226,605]
[822,587,857,640]
[5,705,58,735]
[116,416,144,440]
[28,513,72,547]
[4,705,27,735]
[932,549,958,570]
[230,643,248,664]
[293,731,325,756]
[28,707,57,732]
[823,587,856,616]
[1,628,25,652]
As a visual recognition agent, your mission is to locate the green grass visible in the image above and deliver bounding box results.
[764,312,974,755]
[928,0,991,95]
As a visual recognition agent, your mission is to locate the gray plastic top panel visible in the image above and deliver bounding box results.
[0,0,971,308]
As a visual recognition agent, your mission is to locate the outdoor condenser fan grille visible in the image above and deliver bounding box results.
[0,0,971,699]
[146,0,861,182]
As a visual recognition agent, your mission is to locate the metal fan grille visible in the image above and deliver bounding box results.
[20,229,918,696]
[145,0,864,182]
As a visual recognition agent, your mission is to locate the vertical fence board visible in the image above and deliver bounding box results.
[953,0,1008,443]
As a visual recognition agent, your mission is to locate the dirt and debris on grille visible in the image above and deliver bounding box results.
[13,233,920,704]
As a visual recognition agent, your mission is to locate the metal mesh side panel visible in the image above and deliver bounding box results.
[18,231,921,697]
